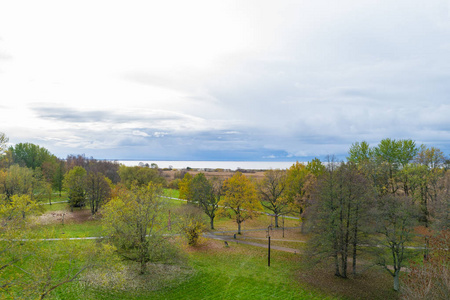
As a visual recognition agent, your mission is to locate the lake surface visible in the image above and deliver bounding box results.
[117,160,300,170]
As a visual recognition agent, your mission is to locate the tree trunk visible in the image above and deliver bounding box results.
[210,216,214,230]
[352,206,359,276]
[238,222,241,234]
[334,252,340,277]
[352,237,358,276]
[393,270,400,291]
[140,259,146,275]
[334,239,340,277]
[274,215,279,228]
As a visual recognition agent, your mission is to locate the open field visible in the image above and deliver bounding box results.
[161,169,267,183]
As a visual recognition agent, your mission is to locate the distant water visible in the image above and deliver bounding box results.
[117,160,299,171]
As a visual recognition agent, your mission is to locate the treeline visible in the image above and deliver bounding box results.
[315,139,449,295]
[0,133,171,215]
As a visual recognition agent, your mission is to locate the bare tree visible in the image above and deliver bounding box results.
[85,172,111,215]
[308,159,374,278]
[257,169,288,227]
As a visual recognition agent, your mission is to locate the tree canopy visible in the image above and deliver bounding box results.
[219,172,262,234]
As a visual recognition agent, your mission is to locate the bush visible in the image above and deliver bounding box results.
[176,205,206,246]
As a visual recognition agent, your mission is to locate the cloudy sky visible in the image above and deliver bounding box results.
[1,0,449,161]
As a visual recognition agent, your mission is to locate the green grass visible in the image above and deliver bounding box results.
[48,240,331,300]
[44,221,104,238]
[164,188,180,198]
[43,202,70,212]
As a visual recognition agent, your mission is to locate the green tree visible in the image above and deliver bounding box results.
[219,172,263,234]
[347,141,372,165]
[85,172,111,215]
[0,194,40,294]
[372,138,419,194]
[306,158,326,177]
[102,183,177,274]
[257,169,288,228]
[189,173,221,229]
[10,143,55,170]
[374,194,418,291]
[118,165,165,188]
[63,166,87,210]
[52,160,65,197]
[0,165,34,200]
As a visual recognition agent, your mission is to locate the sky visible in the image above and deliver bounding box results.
[1,0,450,161]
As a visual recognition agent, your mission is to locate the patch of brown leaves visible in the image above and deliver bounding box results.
[37,209,93,225]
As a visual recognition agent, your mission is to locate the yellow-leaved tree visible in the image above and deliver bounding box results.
[178,172,193,201]
[102,183,179,274]
[219,172,263,234]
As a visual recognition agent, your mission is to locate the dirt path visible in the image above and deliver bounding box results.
[37,209,94,225]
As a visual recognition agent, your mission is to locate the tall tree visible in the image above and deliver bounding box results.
[10,143,55,170]
[63,166,87,210]
[372,138,419,194]
[285,162,316,231]
[178,172,193,201]
[52,160,65,197]
[85,172,111,215]
[374,194,418,291]
[219,172,262,234]
[257,169,288,228]
[308,161,373,278]
[347,141,372,165]
[102,183,177,274]
[189,173,221,229]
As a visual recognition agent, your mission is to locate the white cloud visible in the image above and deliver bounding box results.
[0,0,449,159]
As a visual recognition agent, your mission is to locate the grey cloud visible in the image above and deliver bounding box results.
[31,106,192,124]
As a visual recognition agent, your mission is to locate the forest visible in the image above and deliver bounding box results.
[0,132,448,299]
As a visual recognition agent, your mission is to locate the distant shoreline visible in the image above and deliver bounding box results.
[116,160,301,171]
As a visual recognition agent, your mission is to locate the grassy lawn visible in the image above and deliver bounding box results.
[42,202,70,212]
[40,221,104,238]
[212,213,299,233]
[48,239,331,300]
